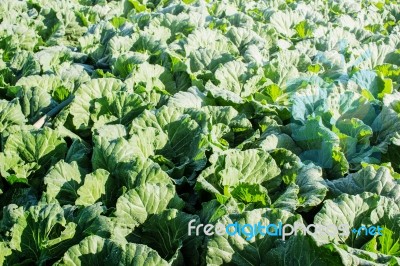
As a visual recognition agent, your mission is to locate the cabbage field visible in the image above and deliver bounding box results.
[1,0,400,265]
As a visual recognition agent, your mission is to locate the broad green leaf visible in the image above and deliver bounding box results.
[272,183,299,213]
[92,136,136,174]
[1,128,67,179]
[196,149,281,196]
[114,183,184,228]
[44,161,82,205]
[326,166,400,202]
[205,208,302,265]
[75,169,116,207]
[9,204,76,264]
[114,242,169,266]
[54,235,120,266]
[69,78,124,130]
[91,90,148,128]
[296,163,328,210]
[115,156,173,189]
[0,99,25,132]
[136,209,201,262]
[279,235,343,266]
[55,235,168,266]
[230,183,270,207]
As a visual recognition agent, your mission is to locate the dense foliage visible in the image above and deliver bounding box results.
[1,0,400,265]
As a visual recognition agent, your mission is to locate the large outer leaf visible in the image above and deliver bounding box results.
[296,163,328,210]
[314,192,400,250]
[90,90,148,128]
[214,60,248,95]
[0,99,25,132]
[92,136,136,174]
[205,208,302,265]
[130,106,205,167]
[326,165,400,201]
[279,235,343,266]
[127,127,168,158]
[115,156,173,189]
[9,203,76,264]
[1,128,67,180]
[54,235,120,266]
[55,235,168,266]
[114,183,184,228]
[196,149,281,195]
[129,62,177,94]
[75,169,116,207]
[115,242,169,266]
[44,160,82,205]
[69,78,124,130]
[137,209,201,262]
